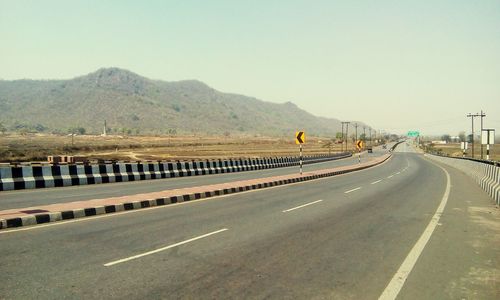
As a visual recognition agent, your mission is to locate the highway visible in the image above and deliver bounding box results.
[0,146,389,210]
[0,143,498,299]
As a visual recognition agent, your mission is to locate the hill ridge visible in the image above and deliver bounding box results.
[0,67,369,137]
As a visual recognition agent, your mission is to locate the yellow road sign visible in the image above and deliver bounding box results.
[295,131,305,144]
[356,140,363,149]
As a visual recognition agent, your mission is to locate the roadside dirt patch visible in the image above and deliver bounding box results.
[0,133,356,162]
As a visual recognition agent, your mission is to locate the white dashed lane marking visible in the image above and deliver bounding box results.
[104,228,229,267]
[344,187,361,194]
[282,199,323,213]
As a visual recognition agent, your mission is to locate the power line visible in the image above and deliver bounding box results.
[382,117,466,131]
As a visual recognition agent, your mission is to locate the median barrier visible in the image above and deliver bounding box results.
[426,154,500,206]
[0,153,391,229]
[0,153,352,191]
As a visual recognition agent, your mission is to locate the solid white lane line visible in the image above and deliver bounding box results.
[396,172,401,175]
[378,162,451,300]
[387,175,394,178]
[282,200,323,212]
[104,228,228,267]
[371,180,382,185]
[344,187,361,194]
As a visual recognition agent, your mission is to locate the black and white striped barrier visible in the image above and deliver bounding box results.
[0,153,351,191]
[426,154,500,205]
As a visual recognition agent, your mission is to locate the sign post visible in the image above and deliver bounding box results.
[481,129,495,160]
[460,142,468,158]
[295,131,305,174]
[356,140,363,163]
[300,144,303,174]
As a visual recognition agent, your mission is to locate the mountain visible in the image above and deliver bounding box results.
[0,68,368,137]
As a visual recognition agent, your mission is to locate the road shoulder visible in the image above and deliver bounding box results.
[398,157,500,299]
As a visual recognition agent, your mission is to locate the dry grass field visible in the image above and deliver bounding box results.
[0,133,363,163]
[430,143,500,161]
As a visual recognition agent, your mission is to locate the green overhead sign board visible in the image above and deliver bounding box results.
[407,131,420,137]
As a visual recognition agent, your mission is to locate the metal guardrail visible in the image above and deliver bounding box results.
[425,150,500,167]
[426,153,500,206]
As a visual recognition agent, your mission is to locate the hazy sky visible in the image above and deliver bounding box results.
[1,0,499,135]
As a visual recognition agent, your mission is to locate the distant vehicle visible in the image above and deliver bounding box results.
[367,146,373,153]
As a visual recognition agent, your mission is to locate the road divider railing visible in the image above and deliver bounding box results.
[0,153,391,230]
[0,153,352,192]
[426,154,500,205]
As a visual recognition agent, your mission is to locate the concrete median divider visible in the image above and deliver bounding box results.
[0,153,391,230]
[426,154,500,206]
[0,153,352,192]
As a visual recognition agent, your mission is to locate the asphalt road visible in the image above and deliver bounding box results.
[0,142,498,299]
[0,145,390,210]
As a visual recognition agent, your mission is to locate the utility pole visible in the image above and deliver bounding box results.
[480,110,486,159]
[341,122,345,152]
[369,128,372,146]
[342,122,351,152]
[363,126,366,141]
[345,122,350,152]
[467,113,484,158]
[354,123,358,142]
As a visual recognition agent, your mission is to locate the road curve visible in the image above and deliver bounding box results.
[0,143,498,299]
